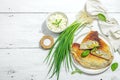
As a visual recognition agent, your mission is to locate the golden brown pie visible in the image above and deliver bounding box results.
[71,31,113,69]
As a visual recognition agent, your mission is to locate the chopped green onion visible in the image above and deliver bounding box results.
[91,47,98,52]
[52,19,62,27]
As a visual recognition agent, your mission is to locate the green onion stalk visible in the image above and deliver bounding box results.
[44,11,93,80]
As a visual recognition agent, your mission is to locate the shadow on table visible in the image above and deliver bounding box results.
[41,21,59,38]
[82,67,109,76]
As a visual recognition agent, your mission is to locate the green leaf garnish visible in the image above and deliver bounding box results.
[71,69,83,75]
[81,50,90,57]
[111,62,118,71]
[52,19,62,27]
[98,13,106,22]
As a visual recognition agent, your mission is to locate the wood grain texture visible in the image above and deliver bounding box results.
[0,49,81,80]
[0,13,120,48]
[0,13,75,48]
[0,0,120,12]
[0,0,120,80]
[0,49,120,80]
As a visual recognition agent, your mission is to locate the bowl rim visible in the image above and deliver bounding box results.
[46,11,68,33]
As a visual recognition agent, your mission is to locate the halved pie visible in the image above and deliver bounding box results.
[71,31,113,69]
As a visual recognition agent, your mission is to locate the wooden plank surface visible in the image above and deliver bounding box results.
[0,13,75,49]
[0,0,120,80]
[0,0,120,12]
[0,13,120,48]
[0,49,120,80]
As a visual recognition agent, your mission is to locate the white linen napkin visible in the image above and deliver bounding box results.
[84,0,120,52]
[84,0,107,16]
[98,18,120,52]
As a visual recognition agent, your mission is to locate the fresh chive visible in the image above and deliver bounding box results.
[52,19,62,27]
[57,19,62,25]
[44,21,82,80]
[91,47,98,52]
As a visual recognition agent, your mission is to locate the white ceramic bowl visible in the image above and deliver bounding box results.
[46,12,68,33]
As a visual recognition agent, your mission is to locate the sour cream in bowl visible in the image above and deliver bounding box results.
[46,12,68,33]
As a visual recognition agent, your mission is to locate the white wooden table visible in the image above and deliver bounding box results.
[0,0,120,80]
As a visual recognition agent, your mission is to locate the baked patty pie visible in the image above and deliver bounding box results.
[71,31,113,69]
